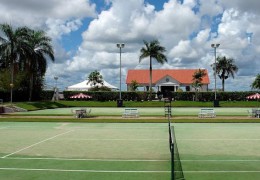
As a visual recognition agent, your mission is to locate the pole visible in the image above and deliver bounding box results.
[214,47,217,101]
[116,43,125,106]
[10,63,14,105]
[119,47,122,100]
[211,44,220,105]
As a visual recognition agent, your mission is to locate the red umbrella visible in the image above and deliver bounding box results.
[70,93,92,99]
[246,93,260,100]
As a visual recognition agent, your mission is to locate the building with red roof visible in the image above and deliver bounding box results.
[126,69,210,92]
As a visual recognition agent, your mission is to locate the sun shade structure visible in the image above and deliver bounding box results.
[66,80,118,91]
[70,93,92,99]
[246,93,260,99]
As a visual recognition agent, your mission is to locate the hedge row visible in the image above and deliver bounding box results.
[0,90,258,102]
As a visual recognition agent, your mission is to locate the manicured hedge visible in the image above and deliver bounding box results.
[1,90,258,102]
[62,91,152,101]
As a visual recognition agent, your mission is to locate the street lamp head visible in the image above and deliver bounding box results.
[116,43,125,48]
[211,43,220,48]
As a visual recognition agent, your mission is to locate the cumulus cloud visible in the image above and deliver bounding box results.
[1,0,259,91]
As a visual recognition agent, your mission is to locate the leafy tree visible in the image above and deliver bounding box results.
[0,23,30,102]
[0,69,26,91]
[215,56,238,91]
[87,70,104,87]
[251,74,260,90]
[139,40,167,100]
[130,80,139,91]
[25,29,55,101]
[192,69,206,101]
[0,23,54,101]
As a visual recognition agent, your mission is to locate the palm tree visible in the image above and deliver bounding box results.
[130,80,139,91]
[139,40,167,100]
[87,70,104,87]
[0,23,30,103]
[251,74,260,90]
[25,29,55,101]
[192,69,206,101]
[215,56,238,91]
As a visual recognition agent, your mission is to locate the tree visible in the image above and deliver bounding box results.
[87,70,104,87]
[130,80,139,91]
[0,24,55,101]
[0,69,26,91]
[192,69,206,101]
[25,29,55,101]
[251,74,260,90]
[215,56,238,91]
[0,23,30,103]
[139,40,167,100]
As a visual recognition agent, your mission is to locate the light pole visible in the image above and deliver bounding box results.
[10,63,14,105]
[116,43,125,107]
[211,43,220,106]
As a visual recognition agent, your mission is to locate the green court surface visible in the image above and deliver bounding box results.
[15,107,251,116]
[0,122,260,180]
[0,122,171,180]
[175,123,260,180]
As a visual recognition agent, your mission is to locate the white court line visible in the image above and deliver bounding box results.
[1,130,74,159]
[179,139,260,141]
[182,171,260,173]
[1,168,260,173]
[5,157,260,162]
[0,168,170,173]
[5,157,169,162]
[59,138,167,141]
[180,160,260,162]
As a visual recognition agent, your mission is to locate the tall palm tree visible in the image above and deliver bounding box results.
[139,40,167,100]
[215,56,238,91]
[192,69,206,101]
[251,74,260,90]
[0,23,30,103]
[87,70,104,87]
[25,29,55,101]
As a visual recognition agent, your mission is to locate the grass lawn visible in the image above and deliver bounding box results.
[11,100,260,111]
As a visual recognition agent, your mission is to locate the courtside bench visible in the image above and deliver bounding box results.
[198,108,216,118]
[122,108,139,118]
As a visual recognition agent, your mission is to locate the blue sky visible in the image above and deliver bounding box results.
[0,0,259,91]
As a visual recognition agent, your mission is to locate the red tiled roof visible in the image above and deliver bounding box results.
[126,69,210,84]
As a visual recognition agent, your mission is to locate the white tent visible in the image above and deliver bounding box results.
[66,80,118,91]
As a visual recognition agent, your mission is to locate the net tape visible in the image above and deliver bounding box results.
[169,125,185,180]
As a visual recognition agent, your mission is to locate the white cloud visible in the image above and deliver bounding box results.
[1,0,260,91]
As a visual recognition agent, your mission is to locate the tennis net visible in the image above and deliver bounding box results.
[169,125,185,180]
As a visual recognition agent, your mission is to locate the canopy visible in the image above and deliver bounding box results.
[70,93,92,99]
[66,80,118,91]
[246,93,260,100]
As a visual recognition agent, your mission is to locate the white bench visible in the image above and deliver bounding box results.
[122,108,139,118]
[198,108,216,118]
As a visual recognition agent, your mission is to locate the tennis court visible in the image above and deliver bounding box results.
[0,122,171,180]
[0,122,260,180]
[175,123,260,180]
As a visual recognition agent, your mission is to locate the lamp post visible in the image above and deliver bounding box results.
[211,43,220,107]
[10,63,14,105]
[116,43,125,107]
